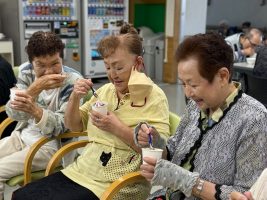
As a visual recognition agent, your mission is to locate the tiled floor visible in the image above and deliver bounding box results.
[4,78,186,200]
[4,184,19,200]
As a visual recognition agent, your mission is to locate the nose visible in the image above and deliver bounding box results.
[43,67,54,75]
[109,69,119,79]
[183,85,193,98]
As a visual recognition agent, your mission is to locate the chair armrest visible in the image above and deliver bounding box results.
[24,131,87,185]
[100,171,147,200]
[0,117,15,138]
[45,140,89,176]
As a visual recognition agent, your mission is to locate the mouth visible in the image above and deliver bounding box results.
[193,99,203,106]
[113,80,123,86]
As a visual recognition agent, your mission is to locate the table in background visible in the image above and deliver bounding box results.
[233,62,254,74]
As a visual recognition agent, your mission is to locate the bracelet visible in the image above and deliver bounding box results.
[195,178,205,197]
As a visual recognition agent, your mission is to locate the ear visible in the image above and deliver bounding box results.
[217,67,230,85]
[135,56,144,71]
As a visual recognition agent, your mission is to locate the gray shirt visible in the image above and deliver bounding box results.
[166,91,267,199]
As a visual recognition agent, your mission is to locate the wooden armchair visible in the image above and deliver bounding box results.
[101,171,146,200]
[1,128,87,187]
[45,112,180,199]
[23,131,87,185]
[44,138,147,200]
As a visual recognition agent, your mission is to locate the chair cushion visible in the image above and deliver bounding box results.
[6,166,62,186]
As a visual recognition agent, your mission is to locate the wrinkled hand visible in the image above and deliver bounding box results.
[242,47,255,57]
[30,74,66,95]
[230,191,254,200]
[90,110,122,133]
[10,90,42,120]
[72,78,93,99]
[142,159,199,197]
[134,122,166,149]
[140,157,157,181]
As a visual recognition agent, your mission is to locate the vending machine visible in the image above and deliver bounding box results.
[0,0,82,73]
[82,0,129,78]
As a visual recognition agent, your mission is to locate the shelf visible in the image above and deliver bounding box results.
[23,16,75,20]
[88,3,124,8]
[87,16,124,20]
[22,2,73,7]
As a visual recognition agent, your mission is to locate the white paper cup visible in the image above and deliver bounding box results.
[92,101,108,115]
[142,148,163,164]
[10,87,22,101]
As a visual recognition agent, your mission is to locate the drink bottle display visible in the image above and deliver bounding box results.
[22,0,74,20]
[82,0,128,78]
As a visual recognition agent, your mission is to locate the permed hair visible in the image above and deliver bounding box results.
[175,33,233,83]
[97,22,143,58]
[25,31,65,63]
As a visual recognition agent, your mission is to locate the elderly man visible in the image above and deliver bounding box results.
[225,33,254,62]
[248,28,264,47]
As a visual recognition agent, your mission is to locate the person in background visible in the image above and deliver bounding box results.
[218,19,229,37]
[248,28,264,47]
[0,55,16,106]
[241,21,251,34]
[0,31,82,200]
[12,23,170,200]
[225,32,254,62]
[135,33,267,200]
[247,28,267,77]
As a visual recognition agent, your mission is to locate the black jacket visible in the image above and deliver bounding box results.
[253,45,267,78]
[0,55,17,106]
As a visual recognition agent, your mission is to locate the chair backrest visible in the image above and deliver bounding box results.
[83,91,93,104]
[245,73,267,107]
[169,112,180,136]
[13,66,19,78]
